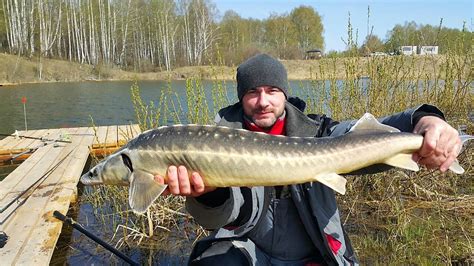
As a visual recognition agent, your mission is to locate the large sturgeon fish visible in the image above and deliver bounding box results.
[81,113,472,214]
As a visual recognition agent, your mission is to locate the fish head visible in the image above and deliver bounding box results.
[80,152,132,186]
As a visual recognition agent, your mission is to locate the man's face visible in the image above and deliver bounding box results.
[242,86,286,129]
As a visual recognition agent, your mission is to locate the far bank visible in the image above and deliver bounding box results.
[1,53,466,86]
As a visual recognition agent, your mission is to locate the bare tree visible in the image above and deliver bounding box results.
[179,0,217,66]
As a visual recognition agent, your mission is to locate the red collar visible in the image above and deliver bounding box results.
[244,115,286,136]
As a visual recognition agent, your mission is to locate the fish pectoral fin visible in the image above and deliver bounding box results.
[449,160,464,174]
[314,173,347,195]
[129,170,168,214]
[383,153,419,171]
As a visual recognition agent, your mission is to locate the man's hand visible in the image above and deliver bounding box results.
[413,116,461,172]
[154,165,216,197]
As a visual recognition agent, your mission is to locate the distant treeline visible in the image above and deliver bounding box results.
[0,0,471,71]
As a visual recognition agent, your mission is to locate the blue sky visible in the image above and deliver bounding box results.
[213,0,473,51]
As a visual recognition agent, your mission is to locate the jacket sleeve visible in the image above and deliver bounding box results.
[186,186,267,234]
[329,104,444,137]
[185,188,244,229]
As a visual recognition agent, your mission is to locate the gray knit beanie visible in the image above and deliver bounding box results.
[236,53,289,101]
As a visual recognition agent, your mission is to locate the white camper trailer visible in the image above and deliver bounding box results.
[400,46,417,55]
[419,46,439,55]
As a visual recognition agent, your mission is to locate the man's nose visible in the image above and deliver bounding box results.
[256,92,270,107]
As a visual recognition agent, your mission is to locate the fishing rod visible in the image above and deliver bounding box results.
[0,149,74,213]
[0,139,68,164]
[1,148,37,165]
[53,211,139,266]
[0,132,72,143]
[1,142,48,164]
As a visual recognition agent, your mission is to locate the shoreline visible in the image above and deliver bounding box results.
[0,76,332,87]
[0,53,467,87]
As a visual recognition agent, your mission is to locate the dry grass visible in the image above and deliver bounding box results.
[340,142,473,264]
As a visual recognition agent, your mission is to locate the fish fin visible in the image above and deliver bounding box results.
[129,169,168,214]
[459,134,474,153]
[349,113,400,134]
[314,173,347,195]
[449,160,465,174]
[460,134,474,144]
[383,153,420,171]
[448,134,474,174]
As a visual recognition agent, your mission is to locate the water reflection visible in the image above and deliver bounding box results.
[0,164,18,181]
[51,187,197,265]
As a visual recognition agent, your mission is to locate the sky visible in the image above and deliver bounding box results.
[212,0,473,51]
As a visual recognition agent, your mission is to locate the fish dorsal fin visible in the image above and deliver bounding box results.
[129,169,168,214]
[383,153,420,171]
[349,113,400,134]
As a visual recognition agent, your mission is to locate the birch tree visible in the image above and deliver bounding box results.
[179,0,217,65]
[37,0,62,58]
[3,0,35,56]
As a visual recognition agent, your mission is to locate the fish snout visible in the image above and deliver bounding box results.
[80,169,102,185]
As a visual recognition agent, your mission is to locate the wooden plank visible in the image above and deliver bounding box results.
[0,146,68,262]
[0,128,78,196]
[0,127,90,263]
[0,129,44,151]
[91,124,141,149]
[131,124,142,138]
[0,153,30,165]
[0,144,58,203]
[0,131,29,148]
[118,125,134,145]
[18,129,53,150]
[105,124,119,147]
[0,136,13,147]
[14,127,95,265]
[92,125,109,147]
[0,124,139,264]
[25,128,70,149]
[0,128,80,224]
[0,128,71,154]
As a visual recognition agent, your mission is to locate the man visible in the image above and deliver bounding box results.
[154,54,461,265]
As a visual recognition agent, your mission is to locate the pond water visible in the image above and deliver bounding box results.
[51,187,197,265]
[2,78,469,138]
[0,79,329,136]
[0,164,18,181]
[0,80,215,136]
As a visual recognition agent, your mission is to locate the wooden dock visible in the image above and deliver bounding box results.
[0,124,140,265]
